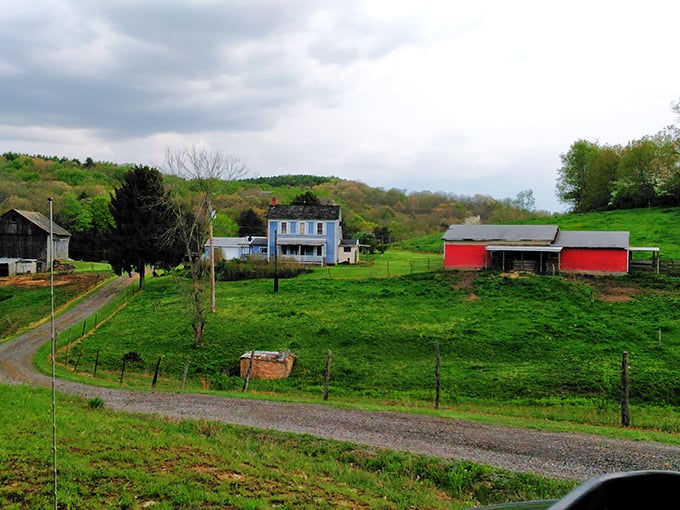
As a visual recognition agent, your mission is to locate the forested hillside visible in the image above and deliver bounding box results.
[0,152,541,260]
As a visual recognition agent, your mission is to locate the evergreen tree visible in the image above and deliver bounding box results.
[236,208,266,236]
[108,165,182,289]
[291,191,321,205]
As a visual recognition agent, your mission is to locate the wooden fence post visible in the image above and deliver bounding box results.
[152,355,164,388]
[242,350,255,392]
[621,351,630,427]
[434,342,441,410]
[93,350,99,378]
[323,350,332,401]
[73,349,83,372]
[180,357,191,390]
[66,328,71,368]
[120,358,126,384]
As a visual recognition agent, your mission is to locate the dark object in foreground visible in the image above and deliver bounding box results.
[474,470,680,510]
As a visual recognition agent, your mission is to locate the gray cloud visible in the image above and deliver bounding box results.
[0,1,418,139]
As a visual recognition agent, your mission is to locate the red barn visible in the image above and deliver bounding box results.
[555,231,629,275]
[442,225,559,272]
[442,225,636,275]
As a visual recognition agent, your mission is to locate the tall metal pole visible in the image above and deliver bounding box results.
[209,218,215,313]
[274,230,279,293]
[49,197,58,509]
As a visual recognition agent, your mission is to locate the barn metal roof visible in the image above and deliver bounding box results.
[11,209,71,237]
[441,224,559,243]
[554,231,629,249]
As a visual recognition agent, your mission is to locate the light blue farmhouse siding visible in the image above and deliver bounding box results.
[324,220,339,264]
[265,202,345,265]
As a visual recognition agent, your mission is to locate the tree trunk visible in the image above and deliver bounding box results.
[192,277,205,346]
[138,261,146,290]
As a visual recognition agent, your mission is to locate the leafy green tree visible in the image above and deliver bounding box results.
[291,191,321,205]
[236,208,266,236]
[513,189,536,211]
[108,165,182,289]
[556,140,601,211]
[56,192,92,233]
[610,138,677,209]
[583,147,619,211]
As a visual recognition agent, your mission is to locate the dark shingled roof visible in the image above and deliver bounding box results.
[555,231,629,249]
[441,224,558,243]
[266,204,341,220]
[13,210,71,237]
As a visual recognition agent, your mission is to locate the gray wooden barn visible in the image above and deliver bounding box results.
[0,209,71,272]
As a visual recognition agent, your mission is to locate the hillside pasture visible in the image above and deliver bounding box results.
[48,268,680,432]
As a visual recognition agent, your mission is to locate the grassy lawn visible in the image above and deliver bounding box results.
[41,265,680,436]
[297,249,443,279]
[0,385,575,509]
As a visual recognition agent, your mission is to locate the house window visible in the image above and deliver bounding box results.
[317,246,323,256]
[299,222,306,235]
[343,246,352,252]
[316,222,324,235]
[280,222,287,234]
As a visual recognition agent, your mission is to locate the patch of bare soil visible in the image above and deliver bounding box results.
[597,287,637,302]
[0,272,99,289]
[452,271,479,300]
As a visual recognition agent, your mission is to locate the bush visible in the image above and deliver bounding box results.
[214,258,311,281]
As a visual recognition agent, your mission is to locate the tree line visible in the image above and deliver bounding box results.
[0,151,543,263]
[556,102,680,212]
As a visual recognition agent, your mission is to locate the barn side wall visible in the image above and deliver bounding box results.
[444,243,489,269]
[560,248,628,274]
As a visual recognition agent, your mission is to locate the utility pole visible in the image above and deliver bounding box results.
[49,197,58,509]
[209,206,216,312]
[274,230,279,293]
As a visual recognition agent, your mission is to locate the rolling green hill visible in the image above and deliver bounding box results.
[42,261,680,433]
[0,152,539,254]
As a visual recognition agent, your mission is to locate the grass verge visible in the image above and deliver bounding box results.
[0,385,575,509]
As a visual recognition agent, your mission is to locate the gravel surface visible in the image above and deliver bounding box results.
[2,276,679,482]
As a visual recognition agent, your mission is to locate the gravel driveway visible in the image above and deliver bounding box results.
[2,276,679,482]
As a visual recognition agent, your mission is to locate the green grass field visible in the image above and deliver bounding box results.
[4,208,680,507]
[0,385,575,509]
[43,264,680,435]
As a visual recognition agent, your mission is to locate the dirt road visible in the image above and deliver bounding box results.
[2,276,679,481]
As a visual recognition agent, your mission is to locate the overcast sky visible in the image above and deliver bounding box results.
[2,1,679,212]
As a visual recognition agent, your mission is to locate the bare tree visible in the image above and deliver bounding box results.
[161,147,250,347]
[163,146,249,182]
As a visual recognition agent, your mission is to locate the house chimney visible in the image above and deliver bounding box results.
[271,197,277,206]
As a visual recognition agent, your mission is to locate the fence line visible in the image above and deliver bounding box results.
[409,258,444,273]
